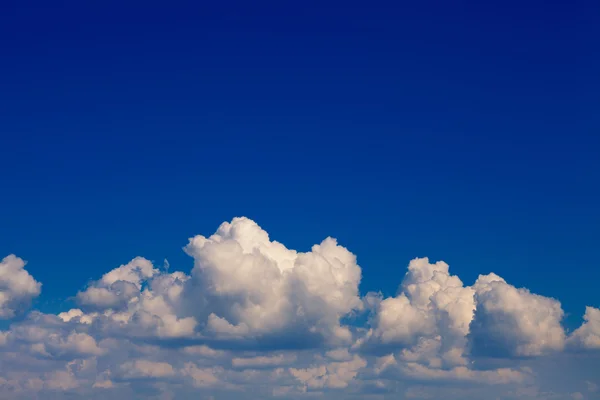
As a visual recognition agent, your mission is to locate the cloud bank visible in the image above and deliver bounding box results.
[0,217,598,399]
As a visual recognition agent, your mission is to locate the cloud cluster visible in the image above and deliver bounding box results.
[0,217,598,399]
[359,256,570,376]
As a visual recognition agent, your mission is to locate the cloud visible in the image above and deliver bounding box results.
[0,217,597,399]
[76,257,158,310]
[3,312,105,359]
[469,273,566,357]
[360,257,567,369]
[358,257,476,367]
[0,255,41,318]
[232,354,297,368]
[399,363,529,385]
[181,345,224,358]
[182,217,363,347]
[180,363,221,387]
[289,355,367,390]
[69,263,197,339]
[119,360,175,379]
[567,307,600,350]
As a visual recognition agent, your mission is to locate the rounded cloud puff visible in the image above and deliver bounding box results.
[469,273,566,357]
[76,257,158,310]
[0,255,41,319]
[567,306,600,349]
[183,217,363,346]
[361,256,567,368]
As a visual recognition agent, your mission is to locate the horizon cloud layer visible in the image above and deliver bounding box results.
[0,217,598,400]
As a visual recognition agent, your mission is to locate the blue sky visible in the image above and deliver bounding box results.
[0,1,599,399]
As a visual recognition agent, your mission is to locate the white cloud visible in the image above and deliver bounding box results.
[0,217,598,399]
[469,273,566,357]
[182,345,223,358]
[55,332,105,356]
[71,264,197,339]
[76,257,158,310]
[183,217,363,346]
[0,255,41,318]
[567,307,600,350]
[58,308,85,322]
[361,257,567,367]
[359,257,475,367]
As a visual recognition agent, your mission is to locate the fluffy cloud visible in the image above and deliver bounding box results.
[66,218,363,348]
[0,218,597,400]
[567,307,600,350]
[0,255,41,319]
[3,311,105,359]
[182,217,363,346]
[360,257,568,367]
[76,257,158,310]
[469,273,566,357]
[69,262,196,339]
[358,258,476,367]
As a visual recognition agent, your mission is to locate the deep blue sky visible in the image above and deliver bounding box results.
[1,1,599,329]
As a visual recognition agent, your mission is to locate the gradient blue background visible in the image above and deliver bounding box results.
[1,0,599,330]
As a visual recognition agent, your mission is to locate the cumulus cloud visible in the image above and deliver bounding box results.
[63,218,363,349]
[469,273,566,357]
[0,255,41,318]
[354,256,574,394]
[358,258,476,367]
[183,217,363,346]
[361,257,567,367]
[0,217,597,400]
[70,262,196,339]
[567,307,600,350]
[3,311,106,359]
[76,257,158,310]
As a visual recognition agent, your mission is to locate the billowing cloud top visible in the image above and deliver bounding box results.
[0,217,598,400]
[0,255,41,319]
[183,217,363,345]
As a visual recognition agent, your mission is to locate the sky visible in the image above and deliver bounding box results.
[0,1,599,399]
